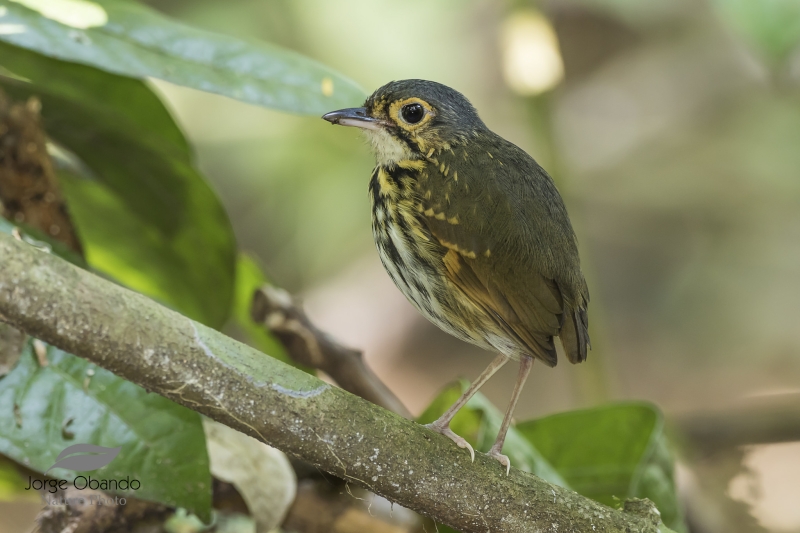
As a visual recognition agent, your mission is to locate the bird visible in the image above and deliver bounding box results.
[322,80,589,473]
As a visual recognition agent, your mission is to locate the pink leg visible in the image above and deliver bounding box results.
[488,355,534,474]
[425,353,509,461]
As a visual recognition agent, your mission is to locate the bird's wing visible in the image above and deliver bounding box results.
[418,138,589,365]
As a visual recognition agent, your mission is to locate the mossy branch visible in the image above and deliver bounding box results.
[0,232,666,533]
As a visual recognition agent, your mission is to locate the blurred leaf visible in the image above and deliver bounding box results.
[214,514,256,533]
[204,418,296,532]
[0,0,365,115]
[0,43,237,328]
[516,402,686,532]
[228,254,296,367]
[0,339,211,519]
[713,0,800,62]
[417,381,568,486]
[200,128,374,290]
[638,438,685,532]
[0,454,37,501]
[164,509,207,533]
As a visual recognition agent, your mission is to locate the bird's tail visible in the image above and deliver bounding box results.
[559,306,590,364]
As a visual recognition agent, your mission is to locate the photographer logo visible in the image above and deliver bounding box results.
[45,443,121,473]
[26,443,140,505]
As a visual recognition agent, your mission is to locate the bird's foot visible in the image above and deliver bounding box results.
[424,422,475,462]
[487,446,511,476]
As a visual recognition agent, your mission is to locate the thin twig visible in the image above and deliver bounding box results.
[251,285,411,418]
[676,394,800,452]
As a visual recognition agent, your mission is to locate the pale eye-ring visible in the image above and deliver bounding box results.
[400,103,425,124]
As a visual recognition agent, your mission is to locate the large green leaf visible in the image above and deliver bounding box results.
[0,338,211,519]
[417,381,568,486]
[0,43,237,328]
[516,402,686,532]
[0,0,365,114]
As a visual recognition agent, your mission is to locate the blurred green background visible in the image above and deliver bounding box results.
[4,0,798,531]
[144,1,800,531]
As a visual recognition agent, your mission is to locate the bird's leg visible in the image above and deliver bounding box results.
[487,355,534,475]
[425,352,509,461]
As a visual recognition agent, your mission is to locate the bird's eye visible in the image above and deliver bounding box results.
[400,103,425,124]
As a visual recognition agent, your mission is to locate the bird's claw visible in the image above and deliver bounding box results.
[488,449,511,475]
[424,422,475,462]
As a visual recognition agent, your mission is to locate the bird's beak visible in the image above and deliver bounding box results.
[322,107,384,131]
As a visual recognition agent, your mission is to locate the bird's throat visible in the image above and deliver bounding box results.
[364,128,415,167]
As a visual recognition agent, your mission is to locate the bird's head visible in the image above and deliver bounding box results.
[323,79,486,166]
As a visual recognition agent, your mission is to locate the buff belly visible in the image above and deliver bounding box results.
[371,202,517,357]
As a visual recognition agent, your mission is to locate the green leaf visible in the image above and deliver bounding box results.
[0,0,365,115]
[417,381,569,487]
[713,0,800,63]
[0,43,237,328]
[0,454,37,501]
[516,402,686,532]
[227,253,304,370]
[0,339,211,519]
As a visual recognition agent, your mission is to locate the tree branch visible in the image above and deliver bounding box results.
[676,394,800,452]
[0,233,665,533]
